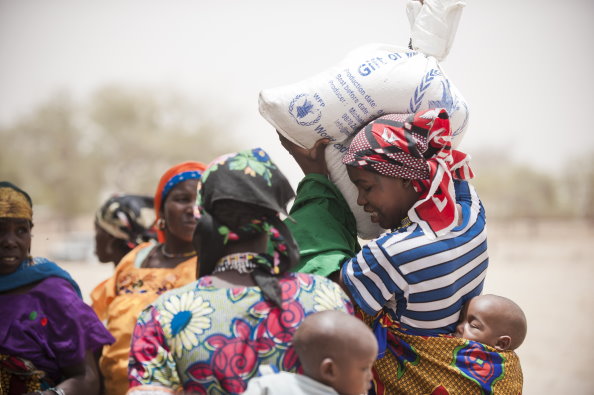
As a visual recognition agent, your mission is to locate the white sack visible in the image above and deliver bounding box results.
[259,44,468,239]
[407,0,466,61]
[259,1,468,239]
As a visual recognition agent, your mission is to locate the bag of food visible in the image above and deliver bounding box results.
[259,0,467,239]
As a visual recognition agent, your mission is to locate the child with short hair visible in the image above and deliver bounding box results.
[455,294,527,351]
[243,310,378,395]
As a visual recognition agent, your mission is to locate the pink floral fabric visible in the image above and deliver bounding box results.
[128,273,352,395]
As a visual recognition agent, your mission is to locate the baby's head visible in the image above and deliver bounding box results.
[455,294,527,351]
[293,311,378,395]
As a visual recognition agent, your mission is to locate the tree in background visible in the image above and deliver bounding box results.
[0,85,238,228]
[560,153,594,222]
[470,149,594,222]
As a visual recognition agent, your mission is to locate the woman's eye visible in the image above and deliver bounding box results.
[175,195,191,203]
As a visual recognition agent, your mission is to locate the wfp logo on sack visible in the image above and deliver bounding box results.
[288,94,322,126]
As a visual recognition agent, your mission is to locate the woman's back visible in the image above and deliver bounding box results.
[129,272,352,394]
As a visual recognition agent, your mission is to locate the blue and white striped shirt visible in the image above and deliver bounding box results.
[342,180,488,335]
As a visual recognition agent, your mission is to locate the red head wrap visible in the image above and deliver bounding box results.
[342,108,474,238]
[154,161,206,243]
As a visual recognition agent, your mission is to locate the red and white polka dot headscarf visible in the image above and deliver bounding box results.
[342,108,474,239]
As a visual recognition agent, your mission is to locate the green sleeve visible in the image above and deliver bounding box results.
[285,173,360,277]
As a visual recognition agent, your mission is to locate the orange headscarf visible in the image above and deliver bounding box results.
[154,161,206,243]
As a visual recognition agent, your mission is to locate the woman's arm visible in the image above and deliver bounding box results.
[278,134,359,278]
[277,132,329,176]
[286,174,359,277]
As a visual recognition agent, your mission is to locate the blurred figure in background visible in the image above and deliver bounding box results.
[91,162,205,395]
[0,181,114,395]
[90,194,157,394]
[94,194,156,267]
[91,194,157,324]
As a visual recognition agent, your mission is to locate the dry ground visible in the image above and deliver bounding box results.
[52,219,594,395]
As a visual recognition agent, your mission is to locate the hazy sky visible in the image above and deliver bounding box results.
[1,0,593,183]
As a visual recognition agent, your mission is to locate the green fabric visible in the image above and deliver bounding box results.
[286,174,359,277]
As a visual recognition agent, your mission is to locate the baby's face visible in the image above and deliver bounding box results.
[455,296,503,348]
[332,341,377,395]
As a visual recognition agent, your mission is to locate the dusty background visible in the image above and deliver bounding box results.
[35,218,594,395]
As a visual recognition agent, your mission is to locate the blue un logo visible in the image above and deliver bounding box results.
[288,94,322,127]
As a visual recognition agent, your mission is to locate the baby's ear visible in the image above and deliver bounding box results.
[494,335,511,351]
[320,357,337,381]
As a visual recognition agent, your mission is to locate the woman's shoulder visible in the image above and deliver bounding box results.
[151,280,200,307]
[280,273,353,313]
[22,276,82,308]
[281,272,346,293]
[118,241,157,269]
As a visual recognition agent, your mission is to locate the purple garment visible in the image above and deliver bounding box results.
[0,276,114,382]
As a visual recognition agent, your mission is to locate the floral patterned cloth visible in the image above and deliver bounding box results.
[91,243,197,395]
[359,311,523,395]
[128,273,353,395]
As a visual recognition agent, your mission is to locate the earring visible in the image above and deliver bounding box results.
[156,218,166,230]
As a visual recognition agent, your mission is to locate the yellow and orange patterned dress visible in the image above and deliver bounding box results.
[91,242,197,395]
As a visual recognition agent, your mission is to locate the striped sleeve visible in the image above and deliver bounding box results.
[341,180,490,334]
[341,233,410,316]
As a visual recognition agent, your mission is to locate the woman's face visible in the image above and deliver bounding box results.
[347,166,419,229]
[0,218,32,275]
[162,179,199,243]
[94,221,122,264]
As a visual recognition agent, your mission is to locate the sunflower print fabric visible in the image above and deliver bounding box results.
[128,272,353,395]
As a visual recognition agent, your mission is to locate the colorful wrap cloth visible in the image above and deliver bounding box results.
[0,354,50,394]
[127,273,353,395]
[95,194,157,248]
[342,108,473,238]
[0,181,32,220]
[154,161,206,243]
[195,148,299,306]
[358,310,523,395]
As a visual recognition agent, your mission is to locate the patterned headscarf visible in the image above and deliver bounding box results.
[0,182,33,221]
[195,148,299,306]
[342,108,474,239]
[154,161,206,243]
[96,194,157,249]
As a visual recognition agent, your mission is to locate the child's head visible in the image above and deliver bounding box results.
[455,294,527,351]
[293,311,378,395]
[342,109,474,237]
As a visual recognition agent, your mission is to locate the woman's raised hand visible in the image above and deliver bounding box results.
[277,131,330,176]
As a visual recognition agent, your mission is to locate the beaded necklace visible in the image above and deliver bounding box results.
[212,252,259,274]
[160,244,196,259]
[393,216,413,232]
